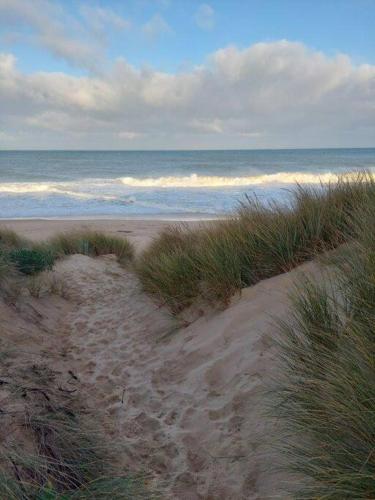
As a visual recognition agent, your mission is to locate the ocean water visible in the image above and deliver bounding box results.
[0,149,374,219]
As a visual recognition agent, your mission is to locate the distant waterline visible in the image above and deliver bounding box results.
[0,149,374,219]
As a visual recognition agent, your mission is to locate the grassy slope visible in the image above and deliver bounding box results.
[137,172,374,312]
[276,203,375,498]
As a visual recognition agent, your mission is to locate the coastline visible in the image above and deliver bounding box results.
[0,213,223,221]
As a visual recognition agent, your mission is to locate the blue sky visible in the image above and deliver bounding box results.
[0,0,374,149]
[2,0,375,74]
[101,0,375,70]
[120,0,373,74]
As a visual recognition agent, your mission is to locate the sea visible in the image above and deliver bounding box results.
[0,148,374,219]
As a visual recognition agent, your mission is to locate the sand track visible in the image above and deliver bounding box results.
[52,254,310,499]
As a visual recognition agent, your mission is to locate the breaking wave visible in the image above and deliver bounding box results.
[0,182,117,201]
[0,170,361,218]
[119,171,339,188]
[0,171,350,198]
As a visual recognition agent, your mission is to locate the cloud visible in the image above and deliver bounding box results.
[0,0,104,70]
[0,41,375,149]
[118,131,143,140]
[80,6,131,34]
[142,14,173,40]
[189,118,223,133]
[195,4,215,31]
[0,1,174,70]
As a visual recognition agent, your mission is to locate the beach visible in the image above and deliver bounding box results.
[1,1,374,494]
[1,175,375,498]
[0,218,200,251]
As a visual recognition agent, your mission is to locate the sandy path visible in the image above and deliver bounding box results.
[53,254,313,499]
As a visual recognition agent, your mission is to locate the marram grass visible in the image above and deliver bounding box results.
[47,230,134,264]
[274,201,375,498]
[0,228,134,285]
[136,171,375,312]
[0,363,154,500]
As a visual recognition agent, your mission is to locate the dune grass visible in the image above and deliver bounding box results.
[0,228,134,285]
[0,251,15,281]
[0,363,153,500]
[9,247,55,275]
[0,230,23,300]
[0,228,28,250]
[0,229,56,285]
[48,230,134,264]
[137,172,375,312]
[274,200,375,497]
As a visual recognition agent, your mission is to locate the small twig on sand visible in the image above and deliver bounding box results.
[207,450,247,461]
[68,370,79,381]
[58,386,77,394]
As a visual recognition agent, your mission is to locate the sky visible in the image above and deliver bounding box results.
[0,0,374,150]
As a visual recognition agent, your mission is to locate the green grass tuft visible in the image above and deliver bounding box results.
[0,228,134,287]
[9,247,56,275]
[48,230,134,265]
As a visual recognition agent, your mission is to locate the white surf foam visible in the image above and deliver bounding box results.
[0,171,348,197]
[0,182,117,201]
[119,171,339,188]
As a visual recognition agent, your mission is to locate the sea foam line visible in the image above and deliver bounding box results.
[0,182,117,201]
[119,171,340,188]
[0,171,348,195]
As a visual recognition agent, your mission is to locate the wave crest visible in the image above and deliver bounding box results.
[0,182,117,201]
[119,172,338,188]
[0,171,347,198]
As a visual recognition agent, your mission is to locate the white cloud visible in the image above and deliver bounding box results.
[0,41,375,149]
[0,130,16,144]
[80,6,131,34]
[118,131,143,140]
[190,118,223,133]
[142,14,173,40]
[0,0,104,70]
[195,4,215,31]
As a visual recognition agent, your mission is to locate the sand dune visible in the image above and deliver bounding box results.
[47,254,316,498]
[0,217,320,497]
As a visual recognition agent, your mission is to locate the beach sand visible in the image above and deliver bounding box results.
[0,218,312,498]
[0,218,202,252]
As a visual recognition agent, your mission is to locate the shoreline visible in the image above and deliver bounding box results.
[0,213,224,222]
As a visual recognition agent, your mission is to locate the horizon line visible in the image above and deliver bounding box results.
[1,146,375,153]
